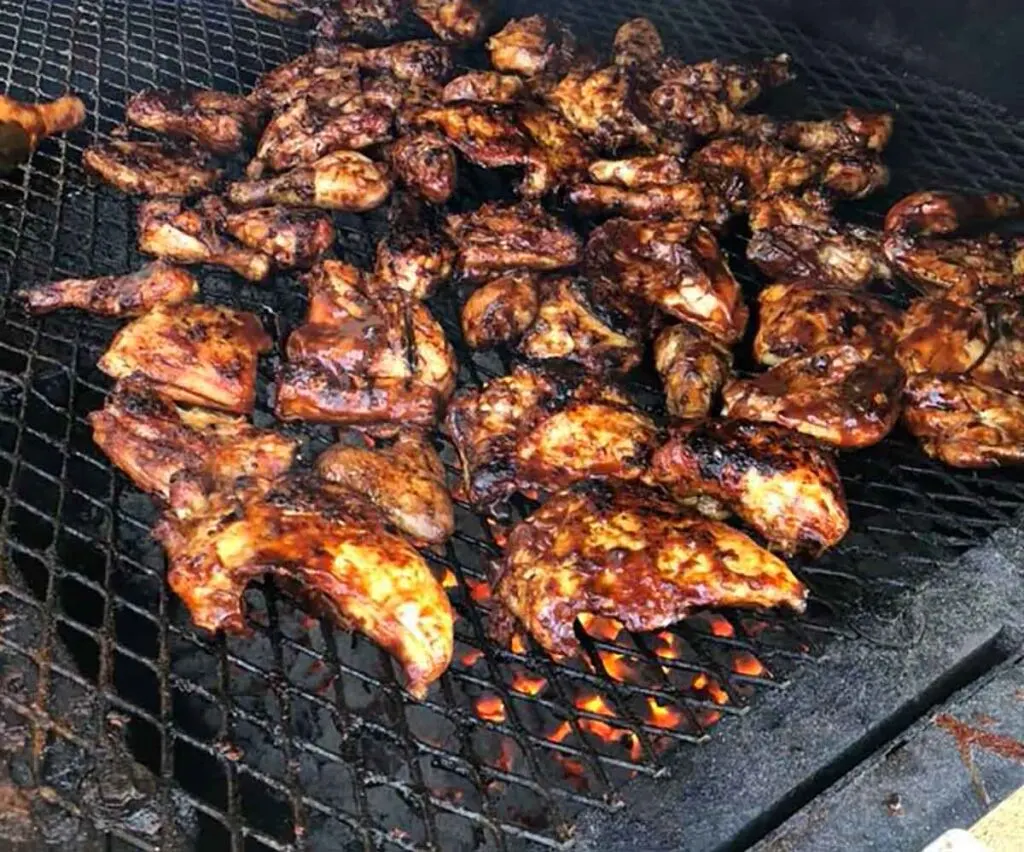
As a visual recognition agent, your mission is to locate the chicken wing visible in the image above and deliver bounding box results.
[652,420,849,554]
[315,0,403,41]
[585,218,748,343]
[645,83,776,145]
[82,140,220,197]
[316,430,454,545]
[356,40,454,85]
[654,322,732,420]
[137,197,273,282]
[226,149,392,211]
[0,93,85,170]
[371,199,456,299]
[445,363,658,510]
[486,15,578,80]
[19,260,197,317]
[754,282,900,367]
[251,50,363,110]
[461,272,539,348]
[411,0,489,43]
[612,17,663,70]
[895,296,990,376]
[252,96,393,174]
[779,108,893,154]
[97,303,271,413]
[221,206,335,270]
[153,473,454,699]
[588,154,684,188]
[722,344,904,448]
[410,102,533,171]
[490,482,807,659]
[547,65,658,151]
[518,275,644,374]
[515,103,592,196]
[567,180,730,225]
[654,53,794,111]
[746,192,891,288]
[89,375,297,500]
[387,131,457,204]
[688,138,818,208]
[442,71,524,105]
[126,89,263,154]
[445,201,582,279]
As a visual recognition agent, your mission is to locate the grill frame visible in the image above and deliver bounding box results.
[0,1,1022,850]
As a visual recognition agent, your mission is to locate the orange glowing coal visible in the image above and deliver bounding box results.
[732,652,765,677]
[598,651,636,683]
[646,697,684,730]
[510,633,527,655]
[441,569,458,589]
[460,647,483,667]
[576,692,617,717]
[474,694,507,724]
[578,613,624,642]
[654,632,683,660]
[510,670,547,696]
[547,720,573,744]
[465,578,492,603]
[708,615,735,638]
[494,738,515,773]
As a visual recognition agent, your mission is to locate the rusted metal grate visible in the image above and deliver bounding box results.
[0,0,1022,849]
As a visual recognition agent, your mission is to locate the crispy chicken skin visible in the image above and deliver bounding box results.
[654,322,732,420]
[518,276,644,374]
[352,40,455,84]
[548,65,658,151]
[588,154,684,188]
[689,138,818,207]
[903,375,1024,468]
[645,83,776,145]
[461,273,538,349]
[410,102,533,171]
[138,197,273,282]
[98,303,272,414]
[754,282,901,366]
[445,363,658,510]
[251,51,363,110]
[962,298,1024,394]
[388,131,457,204]
[612,17,663,69]
[83,141,220,197]
[315,0,403,41]
[490,482,807,659]
[222,206,335,270]
[126,89,263,154]
[567,180,730,225]
[654,53,794,110]
[486,15,577,80]
[89,375,297,500]
[895,296,990,376]
[153,473,454,699]
[652,420,849,554]
[19,260,197,317]
[226,149,392,211]
[779,109,893,154]
[412,0,490,43]
[445,201,582,279]
[884,190,1023,237]
[442,71,525,104]
[316,431,454,545]
[747,192,891,288]
[585,218,748,343]
[370,195,456,299]
[723,344,905,449]
[515,103,592,196]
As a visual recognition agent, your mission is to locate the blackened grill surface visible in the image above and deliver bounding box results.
[0,0,1022,850]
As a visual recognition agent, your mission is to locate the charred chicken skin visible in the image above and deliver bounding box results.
[654,322,732,420]
[651,419,849,554]
[461,272,539,349]
[723,344,905,449]
[895,296,990,376]
[754,281,901,366]
[486,15,579,81]
[653,53,794,111]
[490,482,807,659]
[587,154,685,189]
[410,102,534,172]
[98,303,272,414]
[250,50,363,110]
[126,89,263,154]
[83,140,220,197]
[315,0,404,41]
[371,196,456,299]
[153,473,454,699]
[779,108,893,155]
[612,17,663,70]
[442,71,525,105]
[567,180,730,226]
[388,131,458,204]
[445,363,658,510]
[412,0,490,43]
[515,103,593,196]
[221,206,335,270]
[316,430,455,545]
[19,260,197,317]
[89,375,297,500]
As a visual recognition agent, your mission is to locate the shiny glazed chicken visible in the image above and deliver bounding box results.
[83,140,221,197]
[126,89,263,154]
[654,322,732,420]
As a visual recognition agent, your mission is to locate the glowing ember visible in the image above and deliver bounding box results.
[474,694,507,723]
[578,613,624,642]
[510,670,547,696]
[692,672,709,690]
[466,578,491,603]
[707,680,729,705]
[510,633,527,654]
[654,632,683,660]
[575,692,617,718]
[732,652,766,677]
[441,569,458,589]
[598,651,635,683]
[460,647,483,667]
[547,720,573,743]
[698,709,722,727]
[708,615,735,638]
[553,754,587,787]
[494,738,515,773]
[646,697,684,730]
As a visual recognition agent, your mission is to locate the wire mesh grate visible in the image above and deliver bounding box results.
[0,0,1022,849]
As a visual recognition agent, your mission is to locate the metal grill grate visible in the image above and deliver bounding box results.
[0,0,1023,849]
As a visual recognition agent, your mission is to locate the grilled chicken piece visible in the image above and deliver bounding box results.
[654,322,732,420]
[816,152,889,200]
[221,206,335,269]
[518,275,644,374]
[490,482,807,659]
[882,191,1024,298]
[612,17,663,69]
[388,131,457,204]
[412,0,489,43]
[82,141,220,197]
[645,84,777,145]
[89,375,297,500]
[138,197,272,282]
[754,282,901,367]
[445,201,582,279]
[98,303,271,413]
[154,473,454,699]
[355,40,454,85]
[252,96,393,174]
[0,93,85,167]
[315,0,403,40]
[567,180,730,225]
[411,103,533,171]
[652,420,849,554]
[585,218,748,343]
[654,53,794,111]
[226,149,392,211]
[689,138,818,207]
[486,15,578,80]
[19,260,197,317]
[515,103,592,196]
[548,65,658,151]
[588,154,684,188]
[276,260,457,429]
[126,89,263,155]
[461,272,539,348]
[903,375,1024,468]
[779,109,893,154]
[747,192,891,288]
[895,296,989,376]
[445,363,658,510]
[963,298,1024,394]
[251,50,363,110]
[723,344,904,449]
[371,199,455,299]
[239,0,314,23]
[316,431,454,545]
[442,71,525,104]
